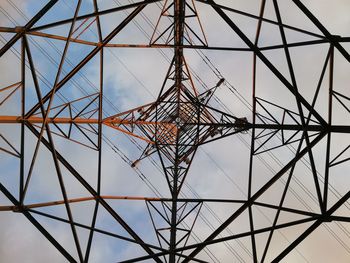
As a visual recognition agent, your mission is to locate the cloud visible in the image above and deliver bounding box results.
[0,212,67,263]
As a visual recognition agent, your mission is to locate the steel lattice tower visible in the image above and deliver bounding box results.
[0,0,350,262]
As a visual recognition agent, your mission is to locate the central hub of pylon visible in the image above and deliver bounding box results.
[103,69,247,168]
[140,92,214,143]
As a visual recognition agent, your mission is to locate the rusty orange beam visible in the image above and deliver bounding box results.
[28,31,99,47]
[0,195,163,212]
[0,81,21,92]
[103,122,155,144]
[0,115,178,126]
[104,102,154,118]
[0,115,178,144]
[0,116,100,124]
[27,31,172,48]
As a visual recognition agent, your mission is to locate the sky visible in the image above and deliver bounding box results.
[0,0,350,262]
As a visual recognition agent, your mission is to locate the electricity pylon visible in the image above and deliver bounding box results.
[0,0,350,262]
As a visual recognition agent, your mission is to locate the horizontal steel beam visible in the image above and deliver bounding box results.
[2,115,350,133]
